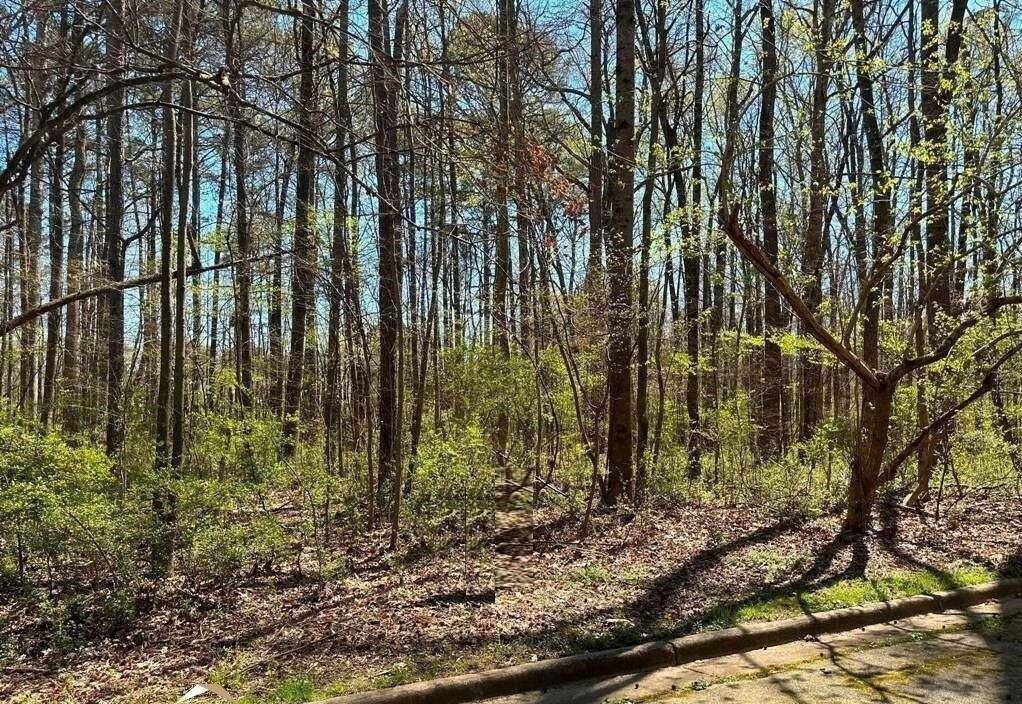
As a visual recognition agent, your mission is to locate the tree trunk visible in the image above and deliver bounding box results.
[916,0,968,503]
[843,382,895,532]
[757,0,783,456]
[370,0,403,523]
[604,0,636,504]
[42,135,64,427]
[587,0,604,277]
[226,3,252,408]
[171,72,194,476]
[799,0,832,440]
[62,125,86,430]
[683,0,704,478]
[103,0,126,457]
[282,0,318,456]
[153,0,184,575]
[325,0,350,471]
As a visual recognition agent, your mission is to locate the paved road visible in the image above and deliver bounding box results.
[485,599,1022,704]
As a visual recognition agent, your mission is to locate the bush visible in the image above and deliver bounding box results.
[0,423,142,585]
[406,424,494,544]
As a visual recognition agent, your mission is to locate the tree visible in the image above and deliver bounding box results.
[799,0,833,441]
[757,0,783,457]
[369,0,403,523]
[282,0,319,457]
[603,0,636,504]
[102,0,126,458]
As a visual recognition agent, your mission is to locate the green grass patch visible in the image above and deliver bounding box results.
[696,566,995,630]
[268,677,315,703]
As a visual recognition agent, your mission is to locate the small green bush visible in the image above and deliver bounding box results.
[0,423,141,583]
[406,424,494,543]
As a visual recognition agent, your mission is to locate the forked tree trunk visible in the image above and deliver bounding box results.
[843,382,895,532]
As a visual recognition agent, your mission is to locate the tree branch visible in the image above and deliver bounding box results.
[0,253,278,336]
[722,208,881,389]
[881,339,1022,482]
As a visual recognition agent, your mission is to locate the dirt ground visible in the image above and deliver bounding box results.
[4,496,1022,703]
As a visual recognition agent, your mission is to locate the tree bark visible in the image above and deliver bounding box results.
[282,0,318,456]
[683,0,705,478]
[62,125,86,429]
[42,135,64,427]
[799,0,832,441]
[225,1,252,407]
[757,0,783,456]
[604,0,636,504]
[369,0,403,523]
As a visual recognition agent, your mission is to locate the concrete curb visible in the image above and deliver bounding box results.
[314,578,1022,704]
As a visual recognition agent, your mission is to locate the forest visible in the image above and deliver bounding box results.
[3,0,1022,700]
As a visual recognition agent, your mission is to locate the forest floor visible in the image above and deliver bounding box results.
[4,494,1022,704]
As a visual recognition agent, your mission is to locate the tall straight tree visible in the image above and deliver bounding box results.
[325,0,351,471]
[799,0,833,440]
[604,0,636,504]
[493,0,512,475]
[104,0,125,456]
[757,0,783,455]
[62,125,86,429]
[915,0,968,502]
[42,135,64,427]
[369,0,403,521]
[172,7,196,476]
[587,0,604,276]
[683,0,705,479]
[282,0,319,456]
[153,0,184,575]
[225,0,252,407]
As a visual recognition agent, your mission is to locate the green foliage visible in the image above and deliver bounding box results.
[406,424,494,544]
[0,423,142,584]
[268,677,315,703]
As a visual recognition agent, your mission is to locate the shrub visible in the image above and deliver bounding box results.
[0,423,141,585]
[405,424,494,544]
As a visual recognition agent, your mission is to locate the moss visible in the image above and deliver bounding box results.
[839,647,997,695]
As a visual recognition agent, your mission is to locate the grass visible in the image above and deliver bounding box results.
[695,566,995,630]
[238,642,535,703]
[241,566,998,702]
[267,677,315,703]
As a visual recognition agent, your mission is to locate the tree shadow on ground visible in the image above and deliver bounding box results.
[490,512,869,659]
[625,527,869,635]
[818,501,1022,704]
